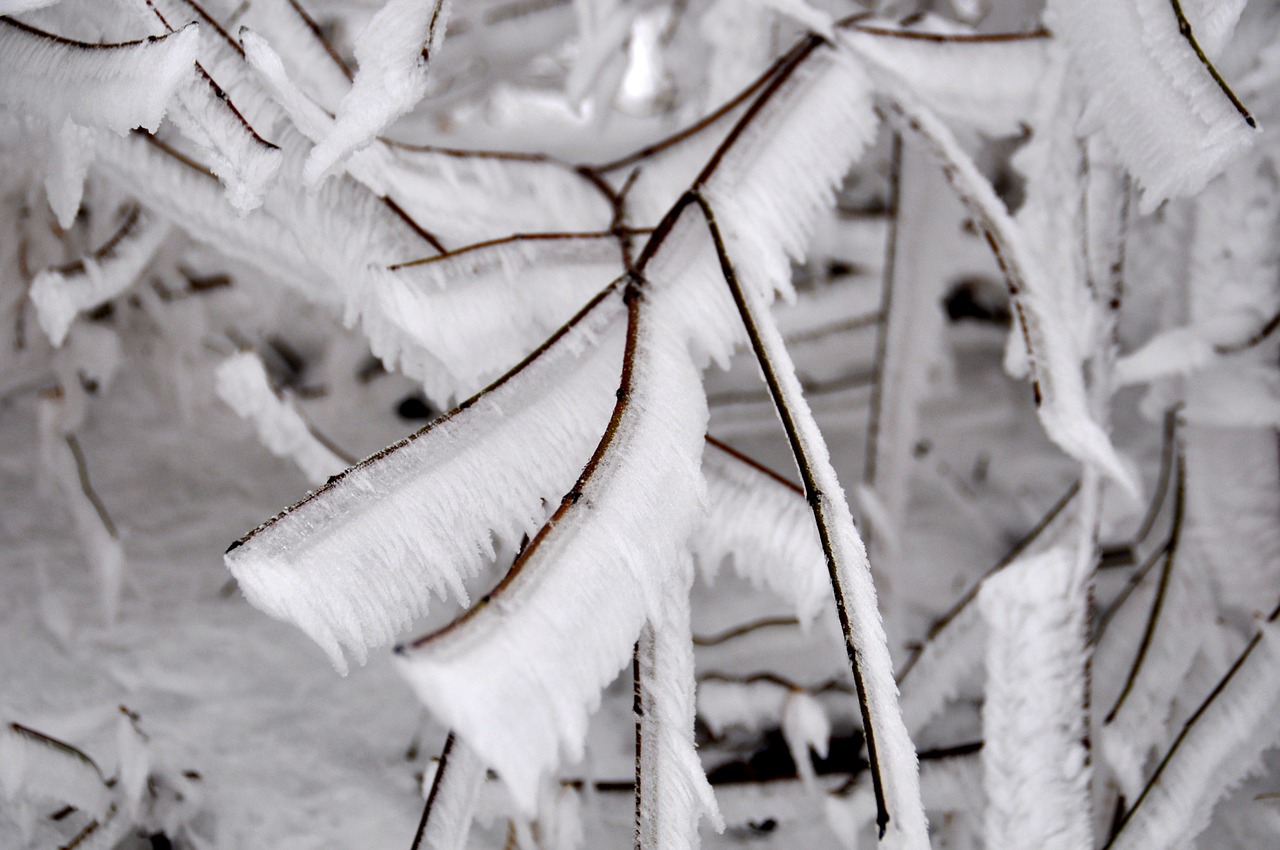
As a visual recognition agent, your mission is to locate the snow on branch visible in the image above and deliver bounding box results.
[979,547,1090,850]
[225,287,626,673]
[304,0,451,184]
[215,350,348,486]
[636,571,724,847]
[1108,611,1280,850]
[395,282,711,813]
[411,733,485,850]
[695,437,828,626]
[0,16,197,134]
[0,721,112,820]
[1046,0,1256,210]
[29,206,169,347]
[366,233,625,403]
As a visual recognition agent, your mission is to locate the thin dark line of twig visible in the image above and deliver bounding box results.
[1168,0,1255,128]
[409,731,456,850]
[693,616,801,646]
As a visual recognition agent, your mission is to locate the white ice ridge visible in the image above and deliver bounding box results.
[0,18,197,134]
[842,22,1048,138]
[214,351,347,487]
[226,289,626,673]
[0,721,112,819]
[1109,616,1280,850]
[304,0,452,184]
[701,40,878,306]
[694,440,828,626]
[636,572,724,849]
[363,235,624,405]
[979,548,1090,850]
[395,283,712,813]
[1047,0,1256,211]
[418,735,485,850]
[30,207,169,347]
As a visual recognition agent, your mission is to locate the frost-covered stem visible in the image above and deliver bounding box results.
[692,615,799,646]
[65,434,118,540]
[410,731,456,850]
[1167,0,1255,127]
[1103,599,1280,849]
[632,638,644,850]
[897,480,1079,683]
[693,193,926,844]
[862,131,902,502]
[1104,446,1186,722]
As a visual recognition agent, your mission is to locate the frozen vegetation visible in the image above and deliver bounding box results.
[1,0,1278,848]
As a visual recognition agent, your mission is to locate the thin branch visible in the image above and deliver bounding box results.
[692,192,896,838]
[409,731,456,850]
[693,615,800,646]
[863,131,903,496]
[1168,0,1255,128]
[65,435,119,539]
[387,229,649,271]
[699,671,853,695]
[1215,308,1280,354]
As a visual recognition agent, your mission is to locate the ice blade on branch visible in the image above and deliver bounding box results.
[412,733,485,850]
[234,0,353,110]
[0,721,112,819]
[695,196,928,847]
[365,233,625,404]
[699,38,878,305]
[1108,610,1280,850]
[304,0,451,185]
[29,206,169,347]
[395,282,712,813]
[840,22,1049,138]
[1046,0,1256,211]
[225,287,626,674]
[215,350,348,487]
[979,547,1090,850]
[859,65,1137,497]
[636,568,724,848]
[0,17,197,134]
[695,438,828,626]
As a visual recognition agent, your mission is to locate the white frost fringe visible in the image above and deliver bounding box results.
[1109,617,1280,850]
[979,547,1090,850]
[636,568,725,848]
[226,292,626,673]
[695,440,828,626]
[214,351,347,487]
[0,18,197,135]
[1046,0,1255,210]
[419,735,486,850]
[305,0,452,184]
[395,284,710,813]
[0,721,111,819]
[30,208,169,347]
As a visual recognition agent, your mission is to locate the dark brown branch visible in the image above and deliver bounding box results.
[387,229,646,271]
[693,615,800,646]
[0,15,173,49]
[698,671,853,695]
[409,731,456,850]
[50,206,144,276]
[692,192,890,839]
[1168,0,1255,128]
[1215,309,1280,354]
[285,0,352,78]
[65,435,119,539]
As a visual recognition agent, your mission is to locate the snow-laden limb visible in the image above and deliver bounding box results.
[0,0,59,12]
[1046,0,1255,211]
[114,0,282,210]
[235,0,353,110]
[37,393,126,626]
[0,721,111,818]
[395,285,710,813]
[414,733,485,850]
[30,207,169,347]
[114,709,150,822]
[696,198,928,848]
[91,130,328,304]
[215,351,347,487]
[305,0,451,184]
[636,569,724,848]
[841,24,1048,137]
[242,27,610,245]
[697,679,789,738]
[44,117,94,228]
[1101,554,1214,801]
[863,65,1137,497]
[226,288,625,673]
[1108,614,1280,850]
[364,234,624,404]
[700,39,878,306]
[979,547,1090,850]
[0,18,197,134]
[695,439,828,626]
